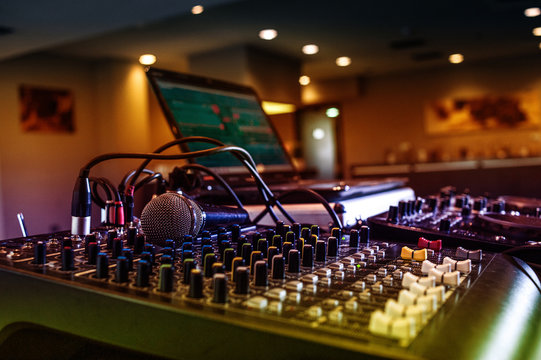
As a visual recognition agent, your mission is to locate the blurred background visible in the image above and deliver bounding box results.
[1,0,540,238]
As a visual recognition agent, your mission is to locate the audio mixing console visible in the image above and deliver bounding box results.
[367,188,541,252]
[0,221,539,359]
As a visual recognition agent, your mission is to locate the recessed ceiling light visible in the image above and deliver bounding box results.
[302,44,319,55]
[312,128,325,140]
[299,75,311,86]
[524,7,541,17]
[191,5,204,15]
[539,42,541,50]
[139,54,157,65]
[336,56,351,67]
[326,107,340,118]
[534,27,541,36]
[259,29,278,40]
[448,53,464,64]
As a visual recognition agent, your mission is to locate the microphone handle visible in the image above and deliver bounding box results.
[199,203,250,228]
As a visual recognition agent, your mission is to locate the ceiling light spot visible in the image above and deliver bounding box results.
[524,7,541,17]
[191,5,204,15]
[139,54,157,65]
[326,107,340,118]
[299,75,311,86]
[302,44,319,55]
[448,53,464,64]
[312,128,325,140]
[336,56,351,67]
[534,27,541,36]
[259,29,278,40]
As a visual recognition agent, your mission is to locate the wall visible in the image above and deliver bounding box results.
[0,54,99,238]
[336,54,541,177]
[189,45,302,105]
[0,55,178,239]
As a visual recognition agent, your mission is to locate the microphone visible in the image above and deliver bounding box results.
[140,192,250,246]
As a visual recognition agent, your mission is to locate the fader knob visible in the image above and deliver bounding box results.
[112,238,123,259]
[61,247,75,271]
[115,256,129,283]
[275,220,285,237]
[234,266,250,294]
[285,231,295,245]
[241,243,253,264]
[34,241,46,265]
[188,269,204,299]
[331,227,341,241]
[122,248,134,270]
[183,258,196,284]
[96,253,109,279]
[223,248,235,271]
[360,225,370,245]
[292,223,302,239]
[311,225,320,238]
[302,244,314,268]
[257,239,268,257]
[267,247,279,269]
[300,227,310,241]
[287,250,300,273]
[282,242,293,263]
[254,260,268,287]
[315,240,326,262]
[212,273,228,304]
[271,255,285,280]
[462,205,472,218]
[398,201,407,218]
[272,235,283,251]
[231,224,241,243]
[204,253,217,278]
[387,206,398,223]
[136,260,150,287]
[327,237,338,257]
[134,234,145,254]
[87,242,98,265]
[107,230,117,249]
[127,226,137,247]
[349,229,359,248]
[439,219,451,232]
[158,264,174,292]
[250,251,263,274]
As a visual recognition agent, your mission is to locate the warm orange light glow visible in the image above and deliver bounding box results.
[259,29,278,40]
[448,53,464,64]
[299,75,311,86]
[524,7,540,17]
[191,5,204,15]
[336,56,351,67]
[302,44,319,55]
[139,54,157,65]
[534,27,541,36]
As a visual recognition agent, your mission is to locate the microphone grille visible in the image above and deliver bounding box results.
[140,192,203,246]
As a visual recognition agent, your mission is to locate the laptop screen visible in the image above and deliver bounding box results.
[146,67,294,175]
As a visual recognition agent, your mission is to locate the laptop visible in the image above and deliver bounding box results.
[145,67,406,203]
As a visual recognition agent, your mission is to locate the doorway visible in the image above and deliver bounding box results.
[297,104,343,179]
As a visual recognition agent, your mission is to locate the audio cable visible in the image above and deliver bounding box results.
[124,136,294,225]
[71,141,295,235]
[252,187,343,229]
[178,163,244,210]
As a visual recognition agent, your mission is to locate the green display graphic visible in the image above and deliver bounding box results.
[157,79,290,169]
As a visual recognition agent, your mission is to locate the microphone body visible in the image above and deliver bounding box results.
[140,192,249,246]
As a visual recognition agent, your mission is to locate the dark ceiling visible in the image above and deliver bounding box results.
[1,0,540,79]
